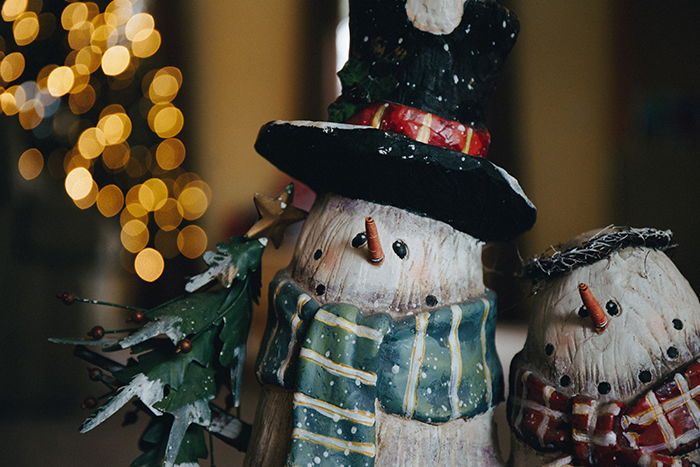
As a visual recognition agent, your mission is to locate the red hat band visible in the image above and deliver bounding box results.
[346,102,491,158]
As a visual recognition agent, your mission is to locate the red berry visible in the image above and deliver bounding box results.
[87,368,102,381]
[129,310,146,324]
[87,326,105,340]
[176,338,192,354]
[81,397,97,409]
[56,292,75,305]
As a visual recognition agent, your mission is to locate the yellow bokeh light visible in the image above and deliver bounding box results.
[61,2,88,30]
[131,28,160,58]
[13,12,39,46]
[2,0,27,22]
[139,177,168,211]
[102,142,130,169]
[96,184,124,217]
[134,248,164,282]
[155,229,179,259]
[119,207,146,229]
[73,180,98,209]
[155,138,185,170]
[173,172,200,197]
[65,166,93,200]
[68,84,95,114]
[125,12,154,41]
[68,21,94,50]
[77,127,106,159]
[1,52,25,82]
[75,45,102,73]
[12,12,35,41]
[150,105,184,138]
[177,186,208,221]
[97,112,131,145]
[0,91,18,115]
[70,64,90,93]
[105,0,133,26]
[184,179,212,204]
[18,100,42,129]
[91,23,118,50]
[154,198,183,231]
[177,225,208,259]
[125,184,148,217]
[148,73,179,103]
[18,148,43,180]
[101,45,129,76]
[121,219,149,253]
[47,66,75,97]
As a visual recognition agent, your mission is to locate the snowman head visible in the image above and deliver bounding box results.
[289,193,485,316]
[520,227,700,402]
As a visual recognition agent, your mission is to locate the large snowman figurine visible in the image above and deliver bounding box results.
[508,227,700,466]
[244,0,535,465]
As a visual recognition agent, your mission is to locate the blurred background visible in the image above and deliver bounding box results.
[0,0,698,465]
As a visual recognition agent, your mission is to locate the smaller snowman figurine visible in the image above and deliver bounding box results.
[508,227,700,467]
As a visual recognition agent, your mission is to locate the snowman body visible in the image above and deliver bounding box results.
[245,194,503,466]
[509,242,700,466]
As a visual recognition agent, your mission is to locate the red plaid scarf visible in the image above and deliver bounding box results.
[507,361,700,466]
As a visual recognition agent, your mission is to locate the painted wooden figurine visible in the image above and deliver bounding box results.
[508,227,700,466]
[245,0,535,465]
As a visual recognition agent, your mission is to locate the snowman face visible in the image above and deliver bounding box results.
[523,247,700,402]
[289,194,484,315]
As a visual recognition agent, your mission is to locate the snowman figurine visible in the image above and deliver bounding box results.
[508,227,700,466]
[244,0,536,466]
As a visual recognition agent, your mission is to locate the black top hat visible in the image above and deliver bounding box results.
[255,0,536,241]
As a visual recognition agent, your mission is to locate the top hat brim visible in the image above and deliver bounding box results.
[255,120,536,242]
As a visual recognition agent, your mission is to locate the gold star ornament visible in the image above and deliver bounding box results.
[245,183,308,248]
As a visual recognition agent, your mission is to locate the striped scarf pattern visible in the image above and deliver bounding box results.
[256,272,503,466]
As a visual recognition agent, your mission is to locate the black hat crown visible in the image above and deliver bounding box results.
[329,0,519,127]
[255,0,536,242]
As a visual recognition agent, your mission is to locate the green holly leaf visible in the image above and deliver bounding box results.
[114,327,217,390]
[154,364,216,414]
[131,419,208,467]
[185,236,266,295]
[337,58,369,86]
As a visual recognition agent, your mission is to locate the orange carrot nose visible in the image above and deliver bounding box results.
[579,283,608,333]
[365,217,384,265]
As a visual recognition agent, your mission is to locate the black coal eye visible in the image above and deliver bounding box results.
[638,370,652,383]
[352,232,367,248]
[578,306,589,318]
[667,346,679,359]
[605,300,619,316]
[392,240,408,259]
[673,319,684,330]
[313,249,322,260]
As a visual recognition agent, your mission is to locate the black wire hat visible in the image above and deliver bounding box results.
[254,0,536,242]
[523,227,675,284]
